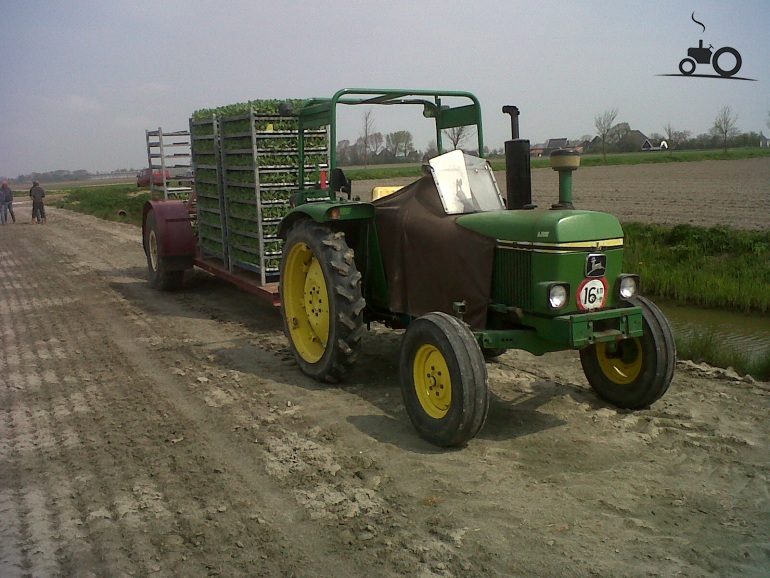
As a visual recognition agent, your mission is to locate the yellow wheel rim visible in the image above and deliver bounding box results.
[596,339,643,385]
[413,344,452,419]
[283,241,329,363]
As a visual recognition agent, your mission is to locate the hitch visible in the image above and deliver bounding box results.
[452,300,467,322]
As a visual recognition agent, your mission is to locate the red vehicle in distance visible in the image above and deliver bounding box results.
[136,168,171,188]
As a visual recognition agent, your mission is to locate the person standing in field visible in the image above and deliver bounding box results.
[29,180,46,224]
[0,180,14,224]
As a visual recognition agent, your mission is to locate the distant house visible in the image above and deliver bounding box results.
[760,134,769,148]
[617,130,649,152]
[642,139,669,151]
[580,135,602,153]
[530,144,546,157]
[530,137,569,157]
[530,138,585,157]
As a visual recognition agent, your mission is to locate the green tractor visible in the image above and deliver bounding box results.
[276,88,675,447]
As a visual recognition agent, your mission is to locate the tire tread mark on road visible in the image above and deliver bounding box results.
[82,281,381,578]
[2,233,130,576]
[3,218,378,577]
[39,208,405,577]
[1,239,75,577]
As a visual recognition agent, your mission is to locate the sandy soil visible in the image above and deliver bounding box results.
[1,161,769,577]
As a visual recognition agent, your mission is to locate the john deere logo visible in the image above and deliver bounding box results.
[585,254,607,278]
[658,12,756,82]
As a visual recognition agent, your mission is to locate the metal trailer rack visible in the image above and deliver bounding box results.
[145,128,194,200]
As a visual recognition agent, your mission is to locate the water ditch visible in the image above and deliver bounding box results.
[658,301,770,362]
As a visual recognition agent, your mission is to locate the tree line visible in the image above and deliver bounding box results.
[337,110,479,166]
[9,108,768,179]
[342,106,769,166]
[593,105,768,161]
[5,168,139,185]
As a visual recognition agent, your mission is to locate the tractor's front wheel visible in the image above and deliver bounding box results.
[280,220,365,383]
[400,312,489,447]
[580,296,675,409]
[144,210,184,291]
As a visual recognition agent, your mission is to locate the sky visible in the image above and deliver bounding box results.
[1,0,768,178]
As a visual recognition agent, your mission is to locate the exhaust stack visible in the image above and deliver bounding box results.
[502,106,534,210]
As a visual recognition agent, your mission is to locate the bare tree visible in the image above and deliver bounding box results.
[710,106,740,153]
[663,122,676,144]
[423,140,439,161]
[663,123,691,150]
[766,109,770,132]
[360,110,376,167]
[370,132,384,156]
[444,126,469,151]
[336,139,352,165]
[594,108,618,163]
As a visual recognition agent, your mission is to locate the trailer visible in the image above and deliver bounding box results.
[143,88,676,447]
[143,102,328,303]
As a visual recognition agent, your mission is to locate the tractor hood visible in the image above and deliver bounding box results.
[456,209,624,246]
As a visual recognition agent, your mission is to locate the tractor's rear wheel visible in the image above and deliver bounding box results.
[144,210,184,291]
[400,312,489,447]
[280,220,365,383]
[580,296,675,409]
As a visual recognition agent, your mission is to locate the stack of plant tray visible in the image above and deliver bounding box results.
[190,100,329,284]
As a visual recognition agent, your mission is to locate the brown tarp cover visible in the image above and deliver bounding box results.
[373,176,495,329]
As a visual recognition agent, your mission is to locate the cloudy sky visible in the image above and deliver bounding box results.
[1,0,768,177]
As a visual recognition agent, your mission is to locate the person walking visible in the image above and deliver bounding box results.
[29,180,46,224]
[0,180,13,224]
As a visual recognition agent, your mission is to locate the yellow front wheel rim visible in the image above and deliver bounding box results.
[413,344,452,419]
[284,241,329,363]
[596,339,643,385]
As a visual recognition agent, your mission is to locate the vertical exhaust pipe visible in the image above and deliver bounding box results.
[502,106,534,210]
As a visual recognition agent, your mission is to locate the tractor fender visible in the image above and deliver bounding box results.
[142,200,196,260]
[278,201,375,239]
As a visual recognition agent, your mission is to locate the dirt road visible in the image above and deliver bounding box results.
[1,173,769,577]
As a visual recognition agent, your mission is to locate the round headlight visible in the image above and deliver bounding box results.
[619,276,638,300]
[549,284,569,309]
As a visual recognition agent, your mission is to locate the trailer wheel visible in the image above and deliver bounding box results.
[400,312,489,447]
[280,220,365,383]
[144,210,184,291]
[580,296,675,409]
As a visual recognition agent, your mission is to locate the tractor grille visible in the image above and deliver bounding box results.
[491,248,533,309]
